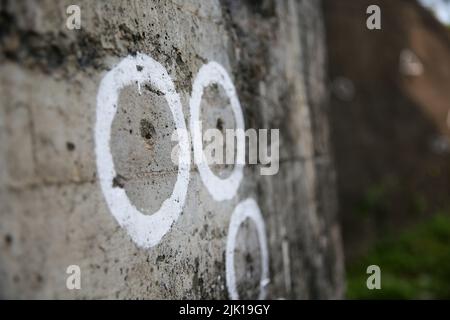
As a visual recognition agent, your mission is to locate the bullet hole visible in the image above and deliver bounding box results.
[245,253,254,266]
[4,234,13,246]
[216,118,224,132]
[66,142,76,151]
[112,174,127,188]
[210,83,219,92]
[140,118,156,142]
[136,65,143,71]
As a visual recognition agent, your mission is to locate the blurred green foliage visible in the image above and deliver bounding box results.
[346,214,450,299]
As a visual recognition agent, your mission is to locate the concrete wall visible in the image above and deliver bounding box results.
[0,0,344,299]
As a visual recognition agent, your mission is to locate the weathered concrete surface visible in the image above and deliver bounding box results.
[0,0,344,299]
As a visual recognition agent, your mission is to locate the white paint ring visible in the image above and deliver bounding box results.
[189,62,245,201]
[95,53,191,248]
[226,199,269,300]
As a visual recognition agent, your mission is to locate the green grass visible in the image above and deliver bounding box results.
[346,214,450,299]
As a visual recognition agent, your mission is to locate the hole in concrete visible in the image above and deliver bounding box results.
[112,174,127,189]
[140,118,156,145]
[110,84,178,215]
[4,234,13,246]
[66,141,76,151]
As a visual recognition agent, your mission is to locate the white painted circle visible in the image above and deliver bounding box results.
[189,62,245,201]
[95,53,191,248]
[226,198,269,300]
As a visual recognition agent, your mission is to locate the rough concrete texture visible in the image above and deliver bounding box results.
[0,0,344,299]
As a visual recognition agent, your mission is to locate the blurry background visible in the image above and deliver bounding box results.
[323,0,450,298]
